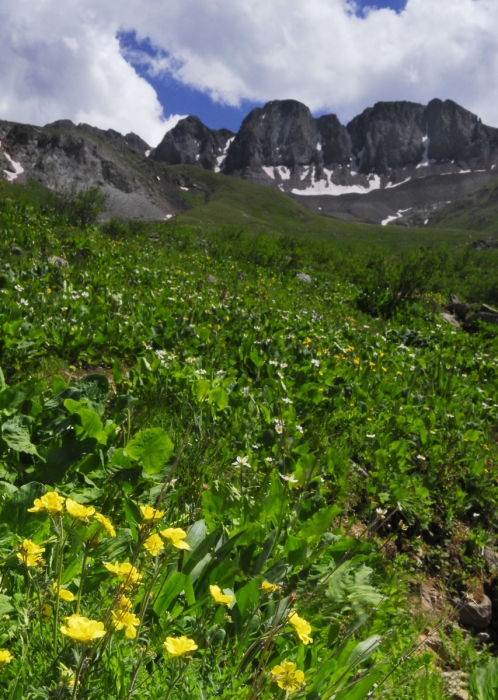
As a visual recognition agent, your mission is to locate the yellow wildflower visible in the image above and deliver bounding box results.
[143,533,164,556]
[117,595,133,610]
[94,513,116,537]
[42,603,52,622]
[60,615,105,643]
[0,649,14,666]
[65,498,95,521]
[261,581,279,594]
[53,583,75,602]
[112,610,140,639]
[104,561,142,587]
[28,491,65,516]
[163,636,198,658]
[288,612,313,644]
[160,528,190,550]
[271,661,305,691]
[17,539,45,567]
[140,505,164,523]
[209,585,233,607]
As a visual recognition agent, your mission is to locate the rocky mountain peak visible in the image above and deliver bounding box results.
[152,116,234,171]
[224,99,322,178]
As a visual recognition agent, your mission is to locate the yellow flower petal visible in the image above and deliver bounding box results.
[0,649,14,666]
[17,539,45,567]
[94,513,116,537]
[65,498,95,521]
[104,561,142,587]
[143,533,164,556]
[53,582,75,602]
[160,527,190,550]
[60,615,105,643]
[209,584,233,607]
[271,661,305,691]
[28,491,65,515]
[288,612,313,644]
[163,636,198,658]
[140,505,164,522]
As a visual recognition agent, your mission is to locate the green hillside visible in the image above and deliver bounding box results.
[431,177,498,232]
[0,188,497,698]
[171,164,490,251]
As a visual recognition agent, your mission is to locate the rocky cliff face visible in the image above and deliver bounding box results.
[153,116,234,171]
[2,96,498,226]
[0,119,189,220]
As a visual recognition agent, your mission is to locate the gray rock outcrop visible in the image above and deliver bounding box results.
[153,116,234,171]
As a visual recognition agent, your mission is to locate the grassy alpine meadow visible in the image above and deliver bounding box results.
[0,194,498,699]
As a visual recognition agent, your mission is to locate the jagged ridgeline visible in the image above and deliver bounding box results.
[1,97,498,225]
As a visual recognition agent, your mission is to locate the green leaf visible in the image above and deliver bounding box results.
[0,482,47,536]
[153,572,186,616]
[0,594,14,615]
[347,635,382,666]
[209,387,228,410]
[0,367,5,392]
[125,428,174,474]
[1,415,39,456]
[299,505,340,542]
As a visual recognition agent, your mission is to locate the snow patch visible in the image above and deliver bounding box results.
[180,186,188,191]
[262,166,275,179]
[292,166,381,196]
[316,142,322,152]
[349,147,364,175]
[417,135,431,168]
[385,177,412,189]
[0,140,24,182]
[300,166,310,181]
[277,166,290,180]
[145,149,151,157]
[492,164,496,169]
[214,136,235,172]
[381,208,412,226]
[164,214,173,220]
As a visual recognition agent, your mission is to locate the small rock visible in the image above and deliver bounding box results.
[477,631,493,645]
[206,275,218,283]
[479,303,498,316]
[447,295,470,320]
[48,255,69,268]
[457,594,492,629]
[296,273,312,284]
[482,546,498,572]
[463,312,498,329]
[10,246,24,256]
[439,313,460,328]
[420,580,445,615]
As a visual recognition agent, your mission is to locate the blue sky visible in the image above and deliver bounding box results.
[1,0,496,145]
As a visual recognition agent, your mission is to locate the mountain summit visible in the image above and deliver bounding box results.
[1,97,498,225]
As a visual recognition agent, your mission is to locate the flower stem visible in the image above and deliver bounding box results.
[53,515,64,653]
[76,541,90,615]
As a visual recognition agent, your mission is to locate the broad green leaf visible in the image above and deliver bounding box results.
[299,505,340,542]
[125,428,173,474]
[347,635,382,666]
[153,572,186,616]
[1,415,39,456]
[209,386,228,410]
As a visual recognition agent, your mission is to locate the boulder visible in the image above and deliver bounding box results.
[482,546,498,572]
[447,294,470,320]
[206,275,218,283]
[296,273,312,284]
[479,303,498,315]
[48,256,69,268]
[463,312,498,329]
[457,594,492,629]
[439,313,460,328]
[10,246,24,256]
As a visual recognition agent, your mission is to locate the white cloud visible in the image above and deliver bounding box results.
[0,2,184,145]
[0,0,497,144]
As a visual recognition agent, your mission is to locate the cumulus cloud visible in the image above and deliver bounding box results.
[0,0,497,143]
